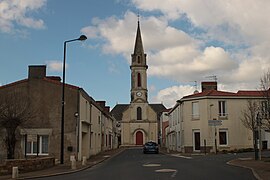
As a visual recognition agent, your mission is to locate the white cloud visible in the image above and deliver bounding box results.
[81,11,137,56]
[152,85,196,107]
[46,60,64,72]
[81,1,270,107]
[0,0,46,33]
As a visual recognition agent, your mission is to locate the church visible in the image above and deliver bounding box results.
[111,20,166,146]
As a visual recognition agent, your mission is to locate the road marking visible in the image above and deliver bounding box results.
[171,154,192,159]
[143,163,161,167]
[155,169,178,178]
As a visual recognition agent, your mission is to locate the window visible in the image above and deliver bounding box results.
[218,101,227,117]
[219,129,228,146]
[137,107,142,120]
[137,56,141,64]
[192,102,199,119]
[137,73,141,87]
[26,135,49,155]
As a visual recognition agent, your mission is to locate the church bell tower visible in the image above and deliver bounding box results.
[130,20,148,103]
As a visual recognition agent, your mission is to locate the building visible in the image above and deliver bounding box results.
[166,81,270,153]
[159,109,170,147]
[111,21,166,146]
[0,65,119,162]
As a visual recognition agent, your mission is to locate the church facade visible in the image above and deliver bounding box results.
[111,21,166,146]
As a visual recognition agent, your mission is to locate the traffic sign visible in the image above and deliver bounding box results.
[208,120,222,126]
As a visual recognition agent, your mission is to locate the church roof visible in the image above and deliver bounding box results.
[111,103,167,121]
[111,104,129,121]
[149,104,167,114]
[133,20,144,55]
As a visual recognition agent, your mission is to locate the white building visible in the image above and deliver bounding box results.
[166,81,270,153]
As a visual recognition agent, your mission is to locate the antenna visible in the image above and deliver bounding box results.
[190,81,199,94]
[194,81,198,91]
[205,75,217,82]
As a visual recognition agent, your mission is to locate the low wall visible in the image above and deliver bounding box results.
[0,157,55,175]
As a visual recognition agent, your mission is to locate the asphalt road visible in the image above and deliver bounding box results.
[35,148,256,180]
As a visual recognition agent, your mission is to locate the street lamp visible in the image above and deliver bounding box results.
[60,35,87,164]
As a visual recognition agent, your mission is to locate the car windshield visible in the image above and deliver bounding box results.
[145,142,157,146]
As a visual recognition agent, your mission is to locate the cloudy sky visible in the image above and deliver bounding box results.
[0,0,269,108]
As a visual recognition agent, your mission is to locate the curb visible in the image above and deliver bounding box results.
[227,160,262,180]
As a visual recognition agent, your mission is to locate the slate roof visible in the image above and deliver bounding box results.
[111,103,167,121]
[111,104,129,121]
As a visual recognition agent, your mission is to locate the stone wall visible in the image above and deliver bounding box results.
[0,157,55,175]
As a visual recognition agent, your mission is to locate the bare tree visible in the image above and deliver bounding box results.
[260,69,270,130]
[241,100,259,159]
[0,89,35,159]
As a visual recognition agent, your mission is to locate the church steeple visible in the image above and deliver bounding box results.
[134,20,144,55]
[130,20,148,103]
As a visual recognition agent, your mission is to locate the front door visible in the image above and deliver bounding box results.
[194,132,201,151]
[136,131,143,145]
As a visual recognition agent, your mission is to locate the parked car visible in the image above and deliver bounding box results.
[143,141,159,154]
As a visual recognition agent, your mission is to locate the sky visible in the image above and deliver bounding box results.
[0,0,270,108]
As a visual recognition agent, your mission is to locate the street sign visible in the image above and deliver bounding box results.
[208,120,222,126]
[208,120,222,123]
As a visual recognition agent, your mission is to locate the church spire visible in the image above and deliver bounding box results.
[133,19,144,54]
[130,19,148,103]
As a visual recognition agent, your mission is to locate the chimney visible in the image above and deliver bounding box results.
[201,81,217,92]
[105,106,110,113]
[28,65,46,79]
[96,101,106,109]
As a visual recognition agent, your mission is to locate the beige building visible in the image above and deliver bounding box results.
[111,21,166,146]
[166,81,270,153]
[0,65,119,162]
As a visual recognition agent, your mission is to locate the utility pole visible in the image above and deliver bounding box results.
[256,112,262,160]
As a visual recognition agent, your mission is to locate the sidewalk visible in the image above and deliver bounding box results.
[228,157,270,180]
[0,148,124,180]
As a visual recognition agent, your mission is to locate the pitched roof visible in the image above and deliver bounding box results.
[111,103,167,121]
[236,90,268,96]
[182,89,270,100]
[111,104,129,121]
[149,104,167,114]
[183,90,236,99]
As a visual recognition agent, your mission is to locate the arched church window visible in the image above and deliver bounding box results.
[137,73,141,87]
[138,56,141,64]
[137,107,142,120]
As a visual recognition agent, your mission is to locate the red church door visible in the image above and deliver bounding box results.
[136,131,143,145]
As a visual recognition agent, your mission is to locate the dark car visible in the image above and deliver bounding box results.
[143,141,159,154]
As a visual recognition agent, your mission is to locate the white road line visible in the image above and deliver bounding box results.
[155,169,178,178]
[171,154,192,159]
[143,163,161,167]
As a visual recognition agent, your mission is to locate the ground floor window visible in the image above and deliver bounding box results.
[25,135,49,155]
[219,129,228,146]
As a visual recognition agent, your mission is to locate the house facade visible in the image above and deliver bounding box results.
[166,81,270,153]
[0,65,119,162]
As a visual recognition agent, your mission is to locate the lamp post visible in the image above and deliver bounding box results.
[60,35,87,164]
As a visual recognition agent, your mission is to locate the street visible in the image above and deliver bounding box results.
[35,148,256,180]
